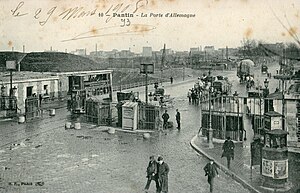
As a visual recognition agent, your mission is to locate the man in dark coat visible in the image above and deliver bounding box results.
[204,159,219,193]
[175,109,180,130]
[157,156,169,193]
[144,155,160,193]
[162,110,170,130]
[222,137,235,169]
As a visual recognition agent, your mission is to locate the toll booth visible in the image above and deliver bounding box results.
[262,129,289,189]
[122,102,138,130]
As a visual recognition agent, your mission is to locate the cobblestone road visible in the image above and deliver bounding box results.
[0,78,250,193]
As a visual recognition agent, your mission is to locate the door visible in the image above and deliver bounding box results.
[26,86,33,97]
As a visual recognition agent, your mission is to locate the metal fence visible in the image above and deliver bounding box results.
[200,95,264,141]
[25,97,41,120]
[112,79,164,91]
[85,99,112,126]
[0,96,17,118]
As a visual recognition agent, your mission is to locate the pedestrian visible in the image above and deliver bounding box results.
[204,159,219,193]
[187,89,192,103]
[221,137,235,169]
[144,155,160,193]
[162,110,170,130]
[175,109,180,130]
[39,94,43,107]
[154,82,159,90]
[170,77,173,84]
[191,90,196,104]
[157,156,169,193]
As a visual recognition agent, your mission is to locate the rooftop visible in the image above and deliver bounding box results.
[0,71,58,84]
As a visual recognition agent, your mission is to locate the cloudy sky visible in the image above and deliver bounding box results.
[0,0,299,53]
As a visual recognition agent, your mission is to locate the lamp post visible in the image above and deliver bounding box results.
[140,63,154,104]
[263,78,269,98]
[264,79,269,89]
[207,68,214,148]
[233,91,240,141]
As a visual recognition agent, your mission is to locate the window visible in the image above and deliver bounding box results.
[26,86,33,97]
[44,85,49,95]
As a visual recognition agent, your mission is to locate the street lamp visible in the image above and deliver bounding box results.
[207,68,214,148]
[264,79,269,89]
[140,63,154,104]
[6,61,16,97]
[263,78,270,98]
[233,91,242,141]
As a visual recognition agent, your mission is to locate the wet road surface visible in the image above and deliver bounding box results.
[0,78,250,193]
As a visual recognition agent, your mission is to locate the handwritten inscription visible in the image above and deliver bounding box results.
[10,1,195,27]
[10,0,149,26]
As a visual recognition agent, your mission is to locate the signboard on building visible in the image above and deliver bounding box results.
[6,61,16,70]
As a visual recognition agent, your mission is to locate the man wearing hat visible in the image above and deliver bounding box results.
[221,137,235,169]
[204,159,219,193]
[144,155,160,193]
[157,156,169,193]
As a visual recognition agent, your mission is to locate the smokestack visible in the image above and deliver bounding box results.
[95,44,97,56]
[23,45,25,53]
[226,46,228,61]
[50,46,52,52]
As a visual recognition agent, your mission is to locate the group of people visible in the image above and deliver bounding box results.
[161,109,180,130]
[187,88,201,105]
[144,155,170,193]
[144,155,220,193]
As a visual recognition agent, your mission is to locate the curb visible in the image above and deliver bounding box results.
[190,135,261,193]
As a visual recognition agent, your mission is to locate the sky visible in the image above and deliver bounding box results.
[0,0,300,53]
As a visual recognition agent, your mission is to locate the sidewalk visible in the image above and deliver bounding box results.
[190,135,300,193]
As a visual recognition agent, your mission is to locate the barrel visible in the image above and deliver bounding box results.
[65,122,72,129]
[49,109,55,116]
[18,116,25,123]
[108,128,115,134]
[74,122,81,130]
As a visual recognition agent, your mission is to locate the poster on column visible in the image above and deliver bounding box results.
[262,158,274,178]
[274,160,288,179]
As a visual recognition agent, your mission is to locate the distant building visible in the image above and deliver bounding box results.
[142,47,153,57]
[190,47,201,56]
[204,46,215,53]
[71,49,86,56]
[175,51,189,57]
[90,51,104,57]
[119,50,134,58]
